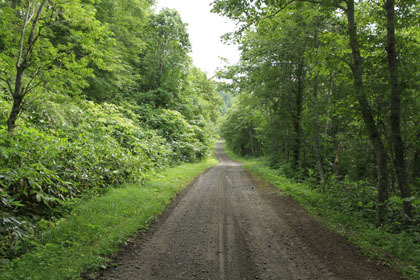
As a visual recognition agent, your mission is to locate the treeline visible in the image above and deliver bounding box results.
[0,0,221,257]
[213,0,420,230]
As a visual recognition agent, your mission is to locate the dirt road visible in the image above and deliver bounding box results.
[99,143,404,280]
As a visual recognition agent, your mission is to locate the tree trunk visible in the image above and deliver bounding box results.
[7,0,47,134]
[407,132,420,184]
[312,32,325,183]
[7,65,25,133]
[249,124,255,156]
[285,127,290,164]
[292,61,304,171]
[346,0,389,224]
[7,95,23,133]
[313,73,325,183]
[334,143,340,177]
[384,0,412,218]
[325,71,334,135]
[268,101,279,157]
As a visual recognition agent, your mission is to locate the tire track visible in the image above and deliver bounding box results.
[217,170,226,280]
[98,143,404,280]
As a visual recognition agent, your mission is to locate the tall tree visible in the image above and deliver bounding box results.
[3,0,48,133]
[138,8,191,108]
[0,0,110,133]
[86,0,152,101]
[211,0,392,223]
[384,0,413,218]
[344,0,389,223]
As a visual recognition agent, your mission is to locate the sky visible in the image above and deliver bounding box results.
[154,0,240,77]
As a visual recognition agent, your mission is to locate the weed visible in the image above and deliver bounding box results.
[0,156,218,280]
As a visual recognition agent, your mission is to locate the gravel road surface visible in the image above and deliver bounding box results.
[99,143,404,280]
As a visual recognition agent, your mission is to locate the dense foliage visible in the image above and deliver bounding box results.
[0,0,222,258]
[213,0,420,232]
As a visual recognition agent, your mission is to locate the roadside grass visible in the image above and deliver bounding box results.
[0,156,219,280]
[224,147,420,280]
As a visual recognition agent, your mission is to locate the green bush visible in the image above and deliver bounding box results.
[0,94,214,258]
[0,156,219,279]
[138,107,210,162]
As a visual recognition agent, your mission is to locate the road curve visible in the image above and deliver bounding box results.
[99,143,404,280]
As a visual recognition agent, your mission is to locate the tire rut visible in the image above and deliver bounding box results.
[96,143,405,280]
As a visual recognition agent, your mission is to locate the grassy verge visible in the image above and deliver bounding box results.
[0,156,219,280]
[224,146,419,280]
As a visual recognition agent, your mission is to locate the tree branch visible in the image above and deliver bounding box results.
[25,24,44,61]
[0,75,14,95]
[21,66,41,97]
[24,80,43,96]
[263,0,297,20]
[17,0,35,68]
[24,0,47,62]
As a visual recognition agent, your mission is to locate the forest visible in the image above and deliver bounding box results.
[0,0,419,278]
[215,0,420,232]
[0,0,221,259]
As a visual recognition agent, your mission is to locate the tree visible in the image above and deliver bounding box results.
[383,0,413,218]
[0,0,110,133]
[211,0,420,223]
[137,8,191,108]
[220,92,264,156]
[1,0,48,133]
[343,0,389,223]
[85,0,152,102]
[179,67,223,123]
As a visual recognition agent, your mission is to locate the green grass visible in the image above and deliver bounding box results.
[224,146,420,280]
[0,156,219,280]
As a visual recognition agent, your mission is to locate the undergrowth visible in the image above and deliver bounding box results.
[224,146,420,280]
[0,94,215,258]
[0,156,219,280]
